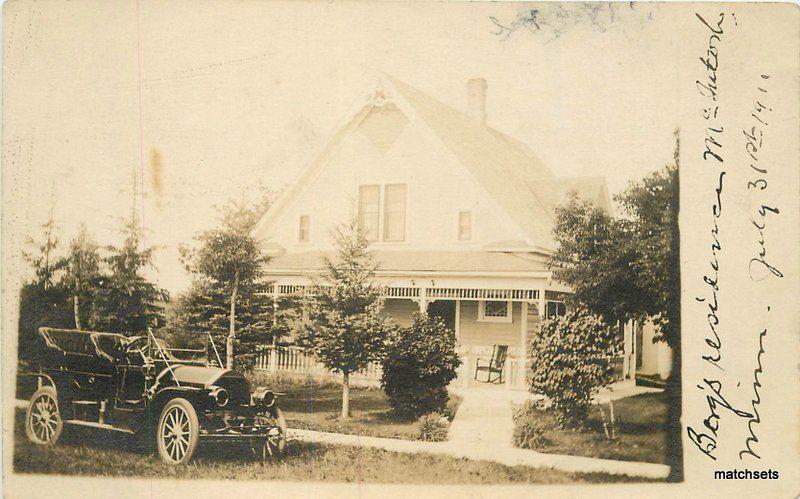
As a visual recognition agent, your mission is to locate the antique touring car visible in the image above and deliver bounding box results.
[25,327,287,464]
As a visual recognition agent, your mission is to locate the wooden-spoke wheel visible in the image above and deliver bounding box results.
[263,407,288,460]
[26,386,63,446]
[156,398,199,464]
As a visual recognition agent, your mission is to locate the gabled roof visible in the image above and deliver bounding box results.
[254,75,611,250]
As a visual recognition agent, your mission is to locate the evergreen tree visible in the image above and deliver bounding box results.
[90,215,168,335]
[180,197,274,369]
[295,218,396,419]
[59,223,102,329]
[18,198,73,362]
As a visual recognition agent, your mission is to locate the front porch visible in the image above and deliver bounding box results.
[264,282,636,389]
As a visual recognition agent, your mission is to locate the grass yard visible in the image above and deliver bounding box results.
[12,410,648,484]
[248,372,462,441]
[517,392,668,464]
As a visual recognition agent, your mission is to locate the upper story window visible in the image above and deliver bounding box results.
[478,300,513,323]
[458,210,472,241]
[383,184,406,242]
[358,185,380,241]
[298,215,310,243]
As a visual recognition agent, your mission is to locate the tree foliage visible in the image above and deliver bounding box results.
[90,216,169,334]
[528,308,620,426]
[59,224,101,330]
[179,196,274,369]
[295,218,396,419]
[549,133,679,348]
[381,313,461,418]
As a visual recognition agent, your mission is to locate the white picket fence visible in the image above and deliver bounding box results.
[254,346,383,387]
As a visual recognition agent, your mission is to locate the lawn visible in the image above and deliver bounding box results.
[248,372,462,441]
[516,392,668,464]
[12,410,648,484]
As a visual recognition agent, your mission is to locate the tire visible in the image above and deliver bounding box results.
[26,386,63,446]
[156,398,199,464]
[267,407,288,457]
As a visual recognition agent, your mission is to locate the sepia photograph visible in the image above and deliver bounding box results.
[2,1,798,497]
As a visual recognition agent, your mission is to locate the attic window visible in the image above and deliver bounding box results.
[298,215,310,243]
[458,211,472,241]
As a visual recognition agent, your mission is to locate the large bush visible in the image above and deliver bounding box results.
[381,313,461,418]
[528,308,620,426]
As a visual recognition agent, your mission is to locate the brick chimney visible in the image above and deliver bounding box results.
[466,78,487,126]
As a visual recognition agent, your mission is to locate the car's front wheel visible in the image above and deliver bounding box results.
[26,386,63,446]
[263,407,287,459]
[156,398,199,464]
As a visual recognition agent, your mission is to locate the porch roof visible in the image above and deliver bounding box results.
[266,250,549,274]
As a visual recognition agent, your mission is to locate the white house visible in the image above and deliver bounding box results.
[253,75,671,386]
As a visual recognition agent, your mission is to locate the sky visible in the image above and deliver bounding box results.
[4,1,682,294]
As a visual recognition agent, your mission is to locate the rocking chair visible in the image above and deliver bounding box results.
[474,344,508,384]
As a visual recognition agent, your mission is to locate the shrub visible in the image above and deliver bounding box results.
[417,412,449,442]
[512,401,552,449]
[381,313,461,418]
[528,307,620,427]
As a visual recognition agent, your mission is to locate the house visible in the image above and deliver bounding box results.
[252,75,671,386]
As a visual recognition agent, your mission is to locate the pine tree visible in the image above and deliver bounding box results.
[59,223,101,329]
[90,214,168,335]
[180,196,274,369]
[18,195,72,362]
[295,218,396,419]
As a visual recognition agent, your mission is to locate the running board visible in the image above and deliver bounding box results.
[64,419,134,434]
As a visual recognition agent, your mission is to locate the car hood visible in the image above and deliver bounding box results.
[169,364,237,387]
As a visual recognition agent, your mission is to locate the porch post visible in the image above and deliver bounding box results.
[454,300,461,341]
[418,287,428,314]
[518,301,528,388]
[538,288,546,323]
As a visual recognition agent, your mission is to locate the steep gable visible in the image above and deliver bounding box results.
[254,76,611,252]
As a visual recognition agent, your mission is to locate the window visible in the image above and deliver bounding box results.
[298,215,310,243]
[383,184,406,242]
[478,300,513,323]
[458,210,472,240]
[358,185,380,241]
[545,301,566,319]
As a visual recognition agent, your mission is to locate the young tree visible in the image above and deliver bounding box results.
[180,199,271,369]
[18,204,72,362]
[91,215,168,334]
[295,218,395,419]
[59,224,101,329]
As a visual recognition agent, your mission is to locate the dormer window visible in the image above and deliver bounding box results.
[458,210,472,241]
[298,215,310,243]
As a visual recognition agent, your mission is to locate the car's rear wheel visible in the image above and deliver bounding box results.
[156,398,199,464]
[26,386,63,446]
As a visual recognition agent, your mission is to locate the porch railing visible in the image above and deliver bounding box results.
[254,346,383,387]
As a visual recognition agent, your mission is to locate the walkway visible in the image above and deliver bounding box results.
[290,383,669,479]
